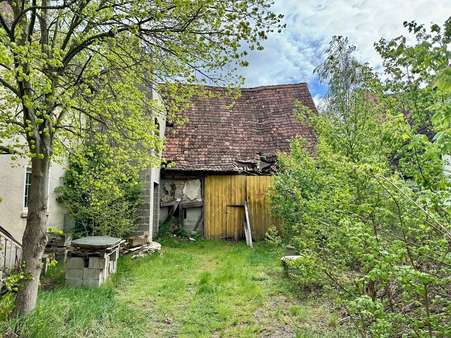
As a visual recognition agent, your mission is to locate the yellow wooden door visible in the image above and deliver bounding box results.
[246,176,274,240]
[204,175,274,240]
[204,176,245,239]
[226,206,244,240]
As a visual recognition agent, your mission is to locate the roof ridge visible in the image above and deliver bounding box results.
[193,83,308,92]
[241,83,308,91]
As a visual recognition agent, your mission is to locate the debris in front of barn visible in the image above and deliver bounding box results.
[121,233,161,258]
[65,236,124,288]
[127,233,150,247]
[128,242,162,259]
[160,178,203,236]
[234,153,278,175]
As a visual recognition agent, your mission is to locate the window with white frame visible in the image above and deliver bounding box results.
[24,167,32,208]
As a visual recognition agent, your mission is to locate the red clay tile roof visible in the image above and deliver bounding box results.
[163,83,317,172]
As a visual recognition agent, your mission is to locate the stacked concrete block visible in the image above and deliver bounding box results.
[65,257,85,287]
[65,252,119,288]
[83,256,107,287]
[65,236,122,288]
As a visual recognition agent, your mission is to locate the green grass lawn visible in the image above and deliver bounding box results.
[1,239,352,337]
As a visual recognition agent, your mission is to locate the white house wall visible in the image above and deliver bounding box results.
[0,155,66,243]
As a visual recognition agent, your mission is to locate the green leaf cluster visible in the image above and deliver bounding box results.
[56,132,146,238]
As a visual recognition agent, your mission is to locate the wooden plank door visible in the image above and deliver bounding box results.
[246,176,274,240]
[204,176,245,239]
[226,206,244,240]
[204,175,274,240]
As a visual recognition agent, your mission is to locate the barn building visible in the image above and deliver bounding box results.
[159,83,317,240]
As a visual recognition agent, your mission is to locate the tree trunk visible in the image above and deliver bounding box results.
[13,157,50,316]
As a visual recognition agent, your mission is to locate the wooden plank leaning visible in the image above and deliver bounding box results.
[244,201,253,248]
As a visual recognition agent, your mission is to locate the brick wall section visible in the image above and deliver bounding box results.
[163,83,317,172]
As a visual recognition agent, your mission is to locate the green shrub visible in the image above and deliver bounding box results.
[0,271,32,319]
[56,139,144,238]
[286,254,324,290]
[272,21,451,337]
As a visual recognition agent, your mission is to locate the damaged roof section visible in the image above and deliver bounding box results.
[163,83,317,172]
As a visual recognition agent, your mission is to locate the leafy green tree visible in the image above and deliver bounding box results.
[375,19,451,154]
[273,23,450,336]
[0,0,283,314]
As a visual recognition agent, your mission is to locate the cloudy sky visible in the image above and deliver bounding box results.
[240,0,450,101]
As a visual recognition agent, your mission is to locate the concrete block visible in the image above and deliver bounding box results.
[281,255,301,274]
[89,256,107,269]
[66,278,83,287]
[66,257,84,269]
[65,268,84,279]
[281,255,301,263]
[83,267,103,280]
[83,278,102,288]
[128,235,149,247]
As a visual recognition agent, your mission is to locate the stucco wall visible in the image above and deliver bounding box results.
[160,179,202,204]
[0,155,66,243]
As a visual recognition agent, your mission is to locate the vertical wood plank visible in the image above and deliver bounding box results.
[204,175,276,241]
[246,176,275,240]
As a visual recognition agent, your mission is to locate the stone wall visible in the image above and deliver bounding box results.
[65,250,119,288]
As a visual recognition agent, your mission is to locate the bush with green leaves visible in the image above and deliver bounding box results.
[0,271,32,319]
[56,135,146,238]
[272,20,450,337]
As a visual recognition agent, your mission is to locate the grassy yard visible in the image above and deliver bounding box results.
[1,239,352,337]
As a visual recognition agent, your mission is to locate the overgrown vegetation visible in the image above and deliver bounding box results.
[56,135,145,238]
[1,240,352,337]
[0,0,283,314]
[272,20,450,337]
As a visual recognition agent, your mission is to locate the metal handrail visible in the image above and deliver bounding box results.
[0,226,22,277]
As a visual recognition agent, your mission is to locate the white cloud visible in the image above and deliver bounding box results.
[241,0,451,94]
[312,94,327,111]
